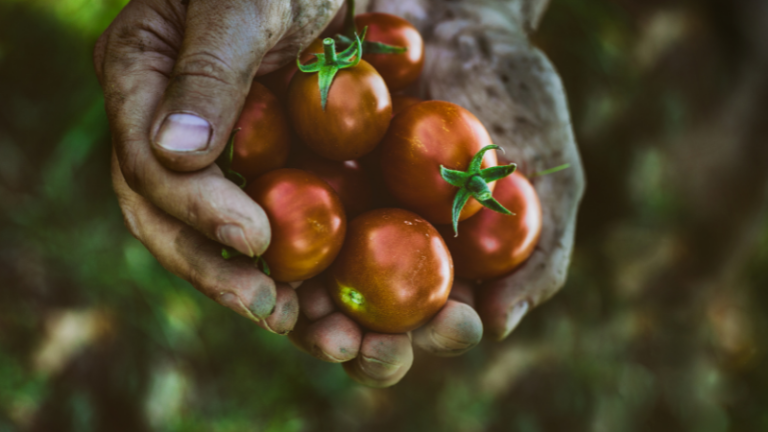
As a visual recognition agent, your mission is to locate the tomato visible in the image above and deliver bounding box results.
[288,147,374,218]
[379,100,498,225]
[438,171,542,280]
[245,169,346,282]
[230,82,292,181]
[256,39,325,102]
[355,13,424,91]
[327,208,453,333]
[287,59,392,161]
[391,94,422,116]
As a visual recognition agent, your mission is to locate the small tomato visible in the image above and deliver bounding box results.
[245,169,346,282]
[327,208,453,334]
[438,171,542,280]
[356,13,425,91]
[379,100,498,225]
[287,58,392,161]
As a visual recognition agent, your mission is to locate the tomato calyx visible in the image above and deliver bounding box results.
[215,128,247,189]
[440,145,518,236]
[296,32,365,110]
[221,247,272,276]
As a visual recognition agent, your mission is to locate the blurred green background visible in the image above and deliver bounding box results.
[2,0,767,431]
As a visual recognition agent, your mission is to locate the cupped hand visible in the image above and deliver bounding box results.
[392,0,586,341]
[95,0,343,328]
[288,278,483,388]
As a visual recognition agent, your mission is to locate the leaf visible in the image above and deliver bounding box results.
[363,40,407,54]
[256,256,271,276]
[479,197,514,215]
[530,163,571,178]
[469,144,501,173]
[451,188,472,237]
[479,164,517,182]
[317,66,339,110]
[440,165,471,187]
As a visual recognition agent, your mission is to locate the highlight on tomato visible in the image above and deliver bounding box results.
[245,169,346,283]
[327,208,453,334]
[230,82,292,181]
[438,170,542,280]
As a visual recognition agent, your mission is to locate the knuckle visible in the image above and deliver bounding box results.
[172,51,245,89]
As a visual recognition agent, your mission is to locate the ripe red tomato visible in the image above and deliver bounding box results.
[245,169,346,282]
[391,94,422,116]
[356,13,425,91]
[438,171,542,280]
[256,39,325,102]
[327,208,453,333]
[230,82,292,181]
[379,100,498,225]
[288,147,374,218]
[287,59,392,161]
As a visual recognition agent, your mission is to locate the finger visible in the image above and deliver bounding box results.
[111,149,276,322]
[256,283,299,335]
[288,312,362,363]
[101,16,270,259]
[147,0,295,171]
[413,300,483,357]
[296,278,336,321]
[476,169,583,341]
[343,333,414,388]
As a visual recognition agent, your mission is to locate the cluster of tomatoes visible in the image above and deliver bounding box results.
[223,11,543,334]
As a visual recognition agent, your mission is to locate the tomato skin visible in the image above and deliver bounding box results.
[288,148,374,218]
[355,13,425,91]
[256,39,325,102]
[438,171,542,280]
[245,169,346,282]
[287,60,392,161]
[231,82,292,181]
[379,100,498,225]
[391,94,422,116]
[327,208,453,333]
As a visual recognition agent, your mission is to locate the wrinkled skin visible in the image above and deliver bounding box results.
[356,12,425,91]
[439,171,542,280]
[257,38,326,101]
[245,169,346,283]
[231,82,292,181]
[379,100,498,225]
[96,0,582,388]
[287,59,392,161]
[328,208,453,333]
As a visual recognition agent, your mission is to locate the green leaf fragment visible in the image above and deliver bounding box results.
[478,197,514,215]
[480,164,517,182]
[440,165,471,187]
[469,144,501,172]
[451,188,472,237]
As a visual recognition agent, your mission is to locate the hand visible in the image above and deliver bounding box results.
[402,0,586,340]
[288,278,483,388]
[94,0,343,330]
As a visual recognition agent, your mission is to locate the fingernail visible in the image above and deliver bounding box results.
[217,224,254,257]
[218,292,260,323]
[501,301,530,340]
[155,113,211,152]
[361,356,400,379]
